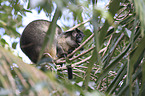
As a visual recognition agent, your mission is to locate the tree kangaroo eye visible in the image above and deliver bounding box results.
[76,34,81,38]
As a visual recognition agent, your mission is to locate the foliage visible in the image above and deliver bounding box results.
[0,0,145,95]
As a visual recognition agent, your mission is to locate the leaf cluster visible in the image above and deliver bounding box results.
[1,0,145,95]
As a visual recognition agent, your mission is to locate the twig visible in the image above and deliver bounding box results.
[73,73,83,78]
[55,58,65,64]
[72,56,91,67]
[101,35,112,57]
[73,68,86,73]
[66,18,91,31]
[70,46,95,61]
[57,56,91,70]
[67,33,94,57]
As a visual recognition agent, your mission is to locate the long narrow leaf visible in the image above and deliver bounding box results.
[38,7,61,62]
[96,43,131,84]
[99,0,122,47]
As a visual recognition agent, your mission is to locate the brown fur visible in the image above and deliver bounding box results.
[20,20,62,63]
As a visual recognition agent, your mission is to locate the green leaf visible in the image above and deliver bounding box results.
[12,42,17,49]
[99,0,122,47]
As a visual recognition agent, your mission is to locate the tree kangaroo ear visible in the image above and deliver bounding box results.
[75,28,85,37]
[75,28,80,32]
